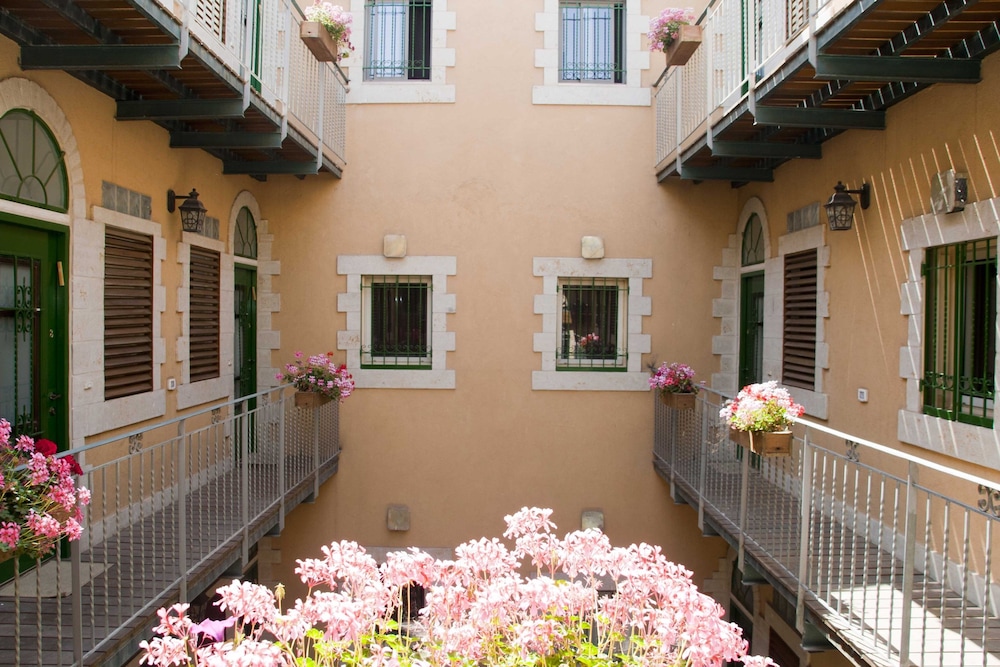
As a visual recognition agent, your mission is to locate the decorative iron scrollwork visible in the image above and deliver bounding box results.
[845,439,860,463]
[211,408,222,424]
[128,433,143,454]
[978,485,1000,517]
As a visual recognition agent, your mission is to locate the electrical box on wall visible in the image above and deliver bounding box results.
[931,169,968,214]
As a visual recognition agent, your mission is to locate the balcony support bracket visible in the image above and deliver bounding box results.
[814,54,981,83]
[753,106,886,129]
[711,141,822,159]
[21,45,182,70]
[117,98,249,121]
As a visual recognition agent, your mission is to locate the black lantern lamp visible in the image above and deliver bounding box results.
[824,181,870,231]
[167,188,208,233]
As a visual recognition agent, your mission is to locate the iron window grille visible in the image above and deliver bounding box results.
[923,238,997,427]
[361,276,431,368]
[559,1,625,83]
[364,0,432,80]
[557,278,627,370]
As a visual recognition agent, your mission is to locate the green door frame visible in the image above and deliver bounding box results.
[738,271,765,388]
[0,215,69,581]
[234,265,257,457]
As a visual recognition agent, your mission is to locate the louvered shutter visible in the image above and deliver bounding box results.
[189,246,221,382]
[104,227,154,399]
[782,249,817,390]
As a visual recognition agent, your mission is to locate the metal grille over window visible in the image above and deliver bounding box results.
[365,0,432,80]
[0,254,40,436]
[0,109,68,212]
[782,249,817,390]
[923,238,997,427]
[559,1,625,83]
[104,227,153,399]
[235,207,257,259]
[189,246,221,382]
[557,278,627,370]
[362,276,431,368]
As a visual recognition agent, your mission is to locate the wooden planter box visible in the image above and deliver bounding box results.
[659,391,697,410]
[731,429,792,456]
[300,21,340,62]
[295,391,332,408]
[664,25,702,67]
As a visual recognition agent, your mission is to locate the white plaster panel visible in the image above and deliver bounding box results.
[72,307,102,343]
[353,369,455,389]
[433,331,456,352]
[72,372,101,407]
[71,340,103,375]
[338,292,361,313]
[79,390,168,438]
[899,345,921,380]
[628,333,651,355]
[712,298,736,317]
[338,330,361,350]
[794,387,828,420]
[720,317,736,336]
[899,281,921,316]
[712,335,736,355]
[176,376,231,410]
[713,266,736,281]
[432,313,448,332]
[898,409,1000,470]
[632,295,652,316]
[534,294,558,314]
[534,332,557,352]
[434,293,456,313]
[532,85,651,107]
[532,371,650,391]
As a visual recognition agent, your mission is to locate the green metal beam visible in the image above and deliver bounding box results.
[116,99,248,121]
[711,140,822,159]
[678,166,774,182]
[753,106,886,129]
[223,161,320,175]
[170,131,284,149]
[814,54,981,83]
[20,45,181,70]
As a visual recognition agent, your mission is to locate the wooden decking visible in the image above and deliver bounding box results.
[654,406,1000,667]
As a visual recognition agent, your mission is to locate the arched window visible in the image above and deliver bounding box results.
[741,214,764,267]
[0,109,68,212]
[234,206,257,260]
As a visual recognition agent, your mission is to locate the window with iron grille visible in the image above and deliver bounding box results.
[557,278,627,370]
[362,276,431,368]
[365,0,432,80]
[782,249,817,390]
[104,227,153,399]
[189,246,221,382]
[559,1,625,83]
[923,238,996,427]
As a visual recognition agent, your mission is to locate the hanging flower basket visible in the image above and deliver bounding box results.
[295,391,332,408]
[300,21,341,62]
[660,391,697,410]
[664,24,702,67]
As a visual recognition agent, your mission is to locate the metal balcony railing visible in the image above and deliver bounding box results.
[0,386,341,667]
[653,0,841,168]
[654,388,1000,667]
[166,0,349,167]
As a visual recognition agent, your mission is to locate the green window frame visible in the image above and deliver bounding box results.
[234,207,257,260]
[559,1,626,83]
[0,109,68,212]
[557,277,627,371]
[923,238,997,427]
[361,275,431,369]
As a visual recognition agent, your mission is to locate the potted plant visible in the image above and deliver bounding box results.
[300,2,354,63]
[648,7,701,67]
[720,381,804,456]
[0,418,90,563]
[277,351,355,408]
[649,362,699,410]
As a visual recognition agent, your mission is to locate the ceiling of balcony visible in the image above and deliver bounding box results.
[0,0,341,178]
[659,0,1000,184]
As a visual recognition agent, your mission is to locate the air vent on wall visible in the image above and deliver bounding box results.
[931,169,967,214]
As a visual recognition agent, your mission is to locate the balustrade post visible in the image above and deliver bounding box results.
[737,431,750,572]
[278,388,287,533]
[241,401,251,565]
[178,418,188,602]
[72,537,83,663]
[697,399,709,532]
[899,461,919,666]
[796,431,814,633]
[313,403,321,500]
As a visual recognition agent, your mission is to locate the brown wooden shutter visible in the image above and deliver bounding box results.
[189,246,220,382]
[104,227,154,400]
[782,249,817,390]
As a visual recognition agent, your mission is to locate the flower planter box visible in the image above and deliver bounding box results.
[664,25,702,67]
[295,391,332,408]
[659,391,697,410]
[300,21,340,62]
[731,428,792,456]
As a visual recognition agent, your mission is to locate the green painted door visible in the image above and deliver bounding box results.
[234,265,257,455]
[739,271,765,388]
[0,217,68,579]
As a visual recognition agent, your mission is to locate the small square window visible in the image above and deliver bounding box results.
[557,278,627,370]
[559,1,626,83]
[362,276,431,368]
[365,0,432,80]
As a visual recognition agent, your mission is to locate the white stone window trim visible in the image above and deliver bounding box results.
[74,207,168,436]
[177,232,234,409]
[227,192,281,391]
[344,0,457,104]
[710,198,829,418]
[338,255,456,389]
[533,257,651,391]
[898,195,1000,469]
[533,0,651,107]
